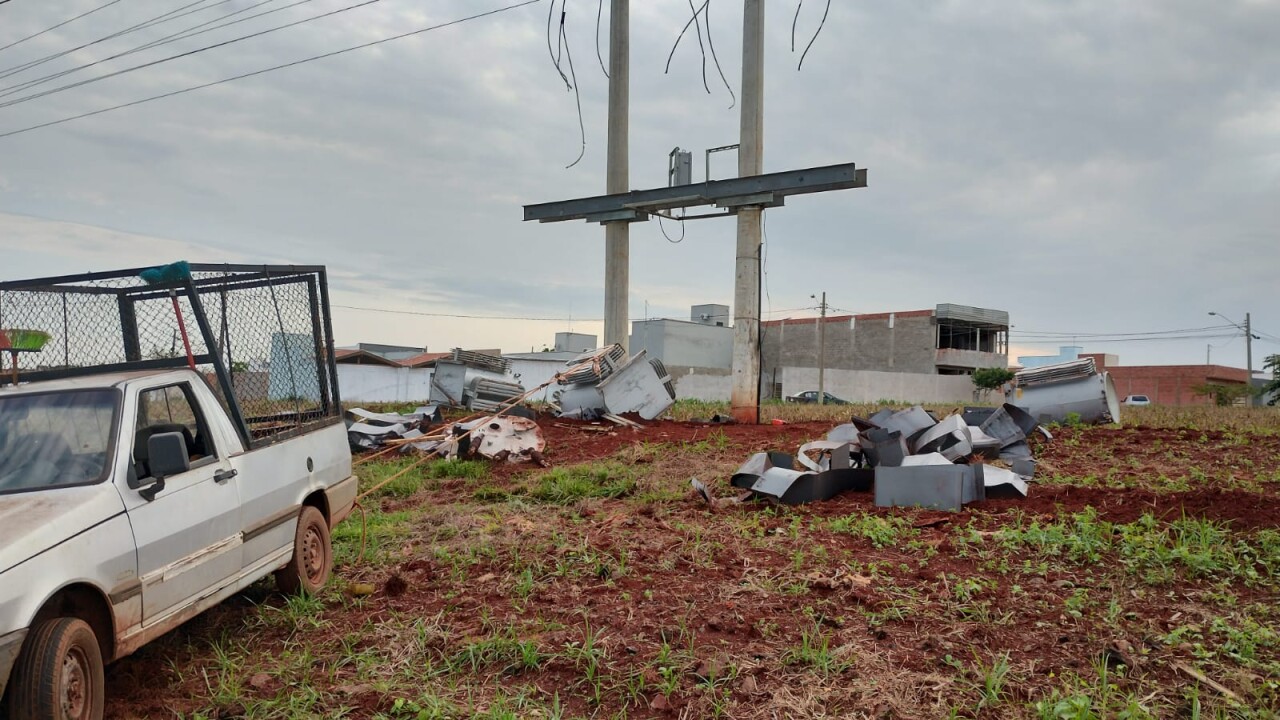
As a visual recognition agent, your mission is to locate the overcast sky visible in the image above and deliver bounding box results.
[1,0,1277,368]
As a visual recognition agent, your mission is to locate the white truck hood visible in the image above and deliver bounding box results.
[0,485,126,575]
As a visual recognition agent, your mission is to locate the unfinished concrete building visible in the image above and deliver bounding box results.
[760,304,1009,396]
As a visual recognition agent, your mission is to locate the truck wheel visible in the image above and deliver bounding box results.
[275,505,332,595]
[6,617,104,720]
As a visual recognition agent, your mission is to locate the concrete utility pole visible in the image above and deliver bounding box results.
[814,290,827,404]
[731,0,765,423]
[1246,312,1254,406]
[603,0,630,351]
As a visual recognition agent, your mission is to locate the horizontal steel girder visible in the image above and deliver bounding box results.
[524,163,866,223]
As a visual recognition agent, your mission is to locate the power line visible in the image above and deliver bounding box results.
[0,0,289,99]
[333,302,816,322]
[0,0,543,140]
[0,0,125,55]
[796,0,831,70]
[1010,324,1235,339]
[1014,334,1239,345]
[0,0,383,110]
[0,0,213,81]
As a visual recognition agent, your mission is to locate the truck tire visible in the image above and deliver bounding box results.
[6,617,104,720]
[275,505,332,595]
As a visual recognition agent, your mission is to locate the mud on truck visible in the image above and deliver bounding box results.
[0,264,355,720]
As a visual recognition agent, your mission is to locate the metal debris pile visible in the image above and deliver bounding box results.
[430,349,526,411]
[551,344,676,423]
[731,403,1053,511]
[346,405,547,465]
[345,406,442,450]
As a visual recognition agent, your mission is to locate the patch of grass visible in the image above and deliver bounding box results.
[332,507,415,566]
[448,631,543,675]
[426,458,489,480]
[528,462,637,504]
[360,457,429,498]
[828,512,918,548]
[781,622,852,677]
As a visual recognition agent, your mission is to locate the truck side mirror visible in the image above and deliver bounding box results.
[147,432,190,482]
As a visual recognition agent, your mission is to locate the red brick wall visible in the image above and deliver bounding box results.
[1105,364,1248,406]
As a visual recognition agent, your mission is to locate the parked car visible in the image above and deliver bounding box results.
[1122,395,1151,406]
[1,264,353,720]
[785,390,850,405]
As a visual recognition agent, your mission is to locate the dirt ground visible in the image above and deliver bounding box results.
[99,413,1280,719]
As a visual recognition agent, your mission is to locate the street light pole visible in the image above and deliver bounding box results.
[1209,311,1257,406]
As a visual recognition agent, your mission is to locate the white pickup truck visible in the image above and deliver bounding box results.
[0,368,356,720]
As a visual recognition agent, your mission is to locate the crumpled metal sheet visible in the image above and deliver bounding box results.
[731,452,871,504]
[978,464,1029,498]
[912,415,973,461]
[877,406,936,442]
[471,416,546,462]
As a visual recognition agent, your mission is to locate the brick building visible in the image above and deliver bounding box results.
[1082,353,1248,406]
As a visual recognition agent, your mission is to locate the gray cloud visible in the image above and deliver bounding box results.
[1,0,1277,364]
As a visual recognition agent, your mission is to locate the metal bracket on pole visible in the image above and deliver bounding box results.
[715,192,783,210]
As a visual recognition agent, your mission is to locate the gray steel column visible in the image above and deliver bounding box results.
[731,0,764,423]
[604,0,630,350]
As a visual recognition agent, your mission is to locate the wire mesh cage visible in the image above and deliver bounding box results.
[0,264,341,449]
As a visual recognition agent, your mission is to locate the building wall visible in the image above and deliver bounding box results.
[630,319,732,369]
[1102,364,1248,406]
[337,365,433,403]
[781,367,977,403]
[761,315,857,371]
[671,366,732,402]
[666,365,977,404]
[851,311,944,373]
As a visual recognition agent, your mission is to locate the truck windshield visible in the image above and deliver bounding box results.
[0,390,117,494]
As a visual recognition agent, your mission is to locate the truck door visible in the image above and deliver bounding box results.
[119,382,242,624]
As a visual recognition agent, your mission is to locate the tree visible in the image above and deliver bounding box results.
[1264,354,1280,406]
[1192,382,1254,407]
[972,367,1015,391]
[971,367,1016,401]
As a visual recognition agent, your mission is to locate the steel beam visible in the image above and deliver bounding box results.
[524,163,866,223]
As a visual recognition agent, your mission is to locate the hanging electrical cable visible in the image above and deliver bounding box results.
[560,6,587,168]
[796,0,830,70]
[594,0,608,78]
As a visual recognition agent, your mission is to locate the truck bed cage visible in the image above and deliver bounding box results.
[0,264,342,449]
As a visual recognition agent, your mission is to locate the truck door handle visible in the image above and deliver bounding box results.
[214,469,238,484]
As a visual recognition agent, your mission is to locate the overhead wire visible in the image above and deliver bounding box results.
[796,0,830,70]
[687,0,709,94]
[657,213,685,243]
[0,0,386,111]
[544,0,569,89]
[0,0,125,55]
[0,0,544,140]
[702,0,734,108]
[334,302,817,323]
[0,0,216,81]
[663,0,705,74]
[558,2,586,168]
[1010,324,1236,339]
[790,0,802,52]
[594,0,608,78]
[0,0,289,100]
